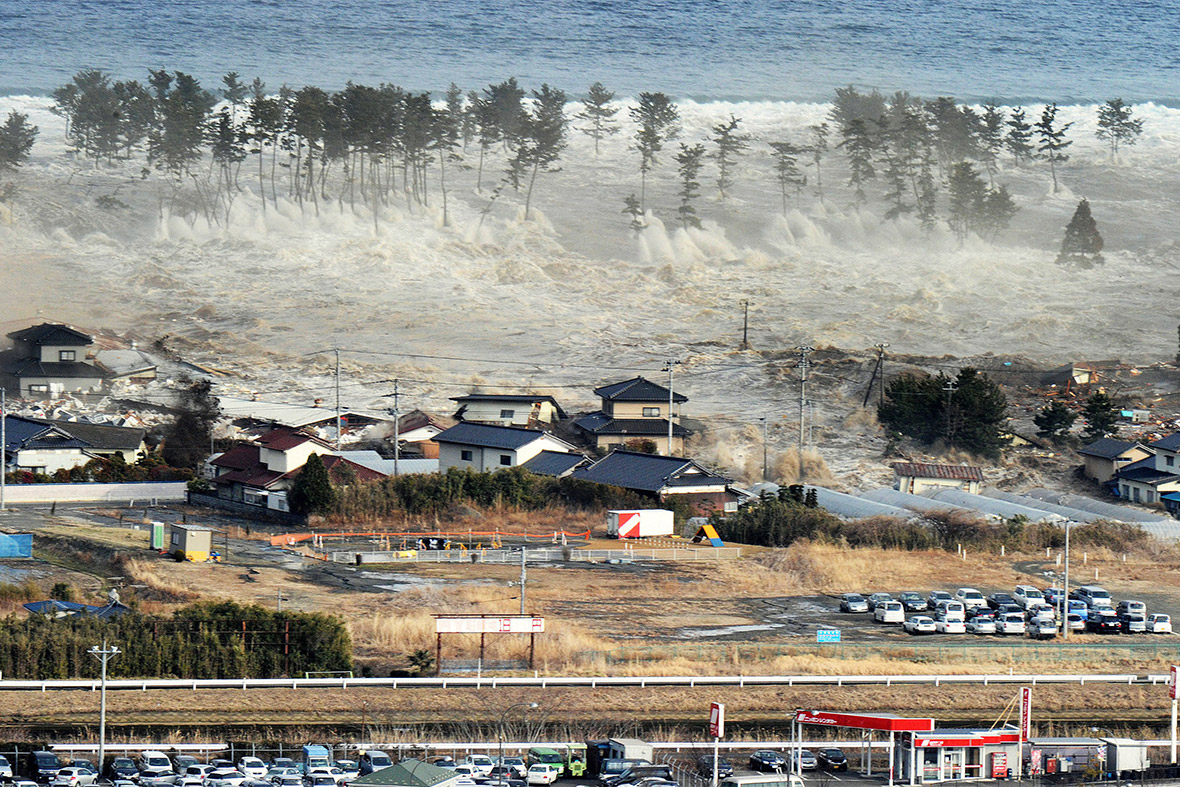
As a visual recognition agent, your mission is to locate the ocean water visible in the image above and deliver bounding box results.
[2,0,1179,103]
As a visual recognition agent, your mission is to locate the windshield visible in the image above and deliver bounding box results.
[369,756,391,768]
[1088,589,1110,599]
[535,753,561,764]
[37,755,60,767]
[963,590,983,599]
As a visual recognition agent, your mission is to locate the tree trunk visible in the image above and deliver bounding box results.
[525,162,539,221]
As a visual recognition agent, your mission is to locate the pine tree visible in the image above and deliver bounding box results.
[288,453,338,516]
[768,141,806,215]
[1081,391,1119,441]
[1005,107,1034,166]
[838,118,875,205]
[947,162,987,243]
[979,185,1018,240]
[513,84,567,221]
[575,82,619,156]
[809,123,829,203]
[979,103,1006,184]
[711,114,748,200]
[621,193,645,231]
[0,111,38,171]
[1035,103,1073,194]
[160,376,219,469]
[1034,400,1077,440]
[916,148,938,233]
[1056,198,1104,267]
[1096,98,1143,160]
[674,142,705,229]
[485,77,526,150]
[629,92,680,211]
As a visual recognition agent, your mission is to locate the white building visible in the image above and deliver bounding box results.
[434,422,579,473]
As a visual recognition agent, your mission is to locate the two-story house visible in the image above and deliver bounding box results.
[451,393,566,428]
[2,415,147,475]
[1114,433,1180,505]
[572,449,738,515]
[1079,437,1153,484]
[573,376,691,456]
[434,422,579,473]
[0,323,109,398]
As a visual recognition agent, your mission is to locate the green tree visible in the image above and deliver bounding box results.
[979,103,1006,184]
[1056,198,1104,267]
[0,111,38,171]
[1096,98,1143,160]
[1034,400,1077,440]
[878,368,1008,457]
[947,162,987,243]
[288,453,338,516]
[575,81,619,156]
[629,92,680,211]
[711,114,748,200]
[1081,391,1119,441]
[768,141,806,215]
[674,142,705,229]
[621,192,644,231]
[809,123,829,203]
[160,377,220,470]
[512,83,568,221]
[837,118,875,205]
[1005,107,1034,165]
[1035,103,1073,194]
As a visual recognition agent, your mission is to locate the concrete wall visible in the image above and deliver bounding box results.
[1,481,186,503]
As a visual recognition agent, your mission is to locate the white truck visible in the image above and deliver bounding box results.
[607,509,674,539]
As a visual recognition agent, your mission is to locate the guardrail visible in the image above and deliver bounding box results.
[334,547,743,563]
[0,672,1168,693]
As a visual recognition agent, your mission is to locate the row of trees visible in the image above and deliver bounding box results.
[878,368,1009,457]
[4,452,192,485]
[2,601,351,679]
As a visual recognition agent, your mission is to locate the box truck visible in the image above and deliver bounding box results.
[607,509,674,539]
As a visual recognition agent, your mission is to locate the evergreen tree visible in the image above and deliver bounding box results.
[621,193,645,231]
[768,141,806,215]
[629,91,680,211]
[979,185,1018,240]
[674,142,705,229]
[711,114,748,200]
[511,83,567,220]
[472,93,500,193]
[0,111,38,171]
[879,368,1008,457]
[1033,400,1077,440]
[484,77,526,150]
[1056,198,1104,267]
[1035,103,1073,194]
[1081,391,1119,441]
[289,453,338,516]
[979,103,1006,184]
[947,162,987,243]
[160,376,219,469]
[433,101,462,227]
[575,81,619,156]
[838,118,875,205]
[927,97,980,169]
[148,70,216,179]
[1096,98,1143,160]
[916,148,938,233]
[52,69,122,163]
[829,85,886,136]
[221,72,249,125]
[1005,107,1034,165]
[809,123,829,203]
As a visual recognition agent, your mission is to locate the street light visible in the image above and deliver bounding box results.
[498,702,539,782]
[89,639,120,773]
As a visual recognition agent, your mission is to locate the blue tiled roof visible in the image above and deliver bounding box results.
[521,451,586,477]
[1151,433,1180,452]
[434,422,550,450]
[573,449,729,493]
[573,413,691,437]
[3,416,92,452]
[594,376,688,403]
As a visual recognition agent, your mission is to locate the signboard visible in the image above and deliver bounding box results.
[435,616,545,633]
[1020,687,1032,739]
[914,732,1020,748]
[709,702,725,738]
[1171,665,1178,700]
[816,629,841,643]
[795,710,935,732]
[1029,749,1043,776]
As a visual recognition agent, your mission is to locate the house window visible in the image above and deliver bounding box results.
[723,501,738,513]
[643,407,660,417]
[460,449,473,461]
[59,350,76,362]
[1133,486,1141,502]
[1121,484,1130,498]
[1168,456,1175,467]
[500,454,512,466]
[500,409,515,419]
[1147,490,1156,503]
[29,384,49,393]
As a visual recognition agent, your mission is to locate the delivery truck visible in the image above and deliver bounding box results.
[607,509,673,539]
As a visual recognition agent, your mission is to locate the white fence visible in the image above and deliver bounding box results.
[336,547,743,564]
[0,481,187,504]
[0,671,1168,693]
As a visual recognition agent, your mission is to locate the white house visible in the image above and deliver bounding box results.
[1113,433,1180,504]
[451,393,566,427]
[0,323,109,398]
[892,462,984,495]
[434,422,579,473]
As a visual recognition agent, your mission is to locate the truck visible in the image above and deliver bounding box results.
[301,745,332,774]
[606,739,654,764]
[607,510,673,539]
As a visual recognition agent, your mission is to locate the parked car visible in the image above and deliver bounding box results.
[450,766,483,782]
[205,770,246,787]
[1026,604,1055,624]
[898,592,927,612]
[238,762,267,781]
[1074,585,1114,609]
[695,757,733,779]
[749,751,787,772]
[181,765,216,785]
[304,778,335,787]
[429,760,456,771]
[25,752,62,783]
[270,763,298,774]
[936,601,966,622]
[874,601,905,624]
[987,592,1017,610]
[108,760,140,782]
[525,765,559,786]
[1088,611,1122,634]
[51,769,98,787]
[1013,585,1046,609]
[1067,600,1089,620]
[965,615,997,635]
[790,751,817,771]
[356,752,392,779]
[465,758,496,778]
[1065,613,1086,632]
[927,590,953,609]
[996,613,1026,635]
[334,762,358,782]
[816,749,847,772]
[935,615,966,634]
[839,593,869,613]
[1043,587,1065,605]
[66,763,92,773]
[1120,614,1147,634]
[1117,600,1147,617]
[266,769,299,784]
[605,765,672,787]
[994,603,1023,617]
[904,615,936,634]
[173,759,199,773]
[140,774,181,787]
[1027,619,1057,639]
[866,592,894,611]
[139,754,175,777]
[0,756,14,781]
[1149,613,1173,633]
[954,588,987,610]
[277,778,303,787]
[499,759,527,780]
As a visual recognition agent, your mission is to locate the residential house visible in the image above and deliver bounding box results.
[389,409,451,458]
[2,415,147,475]
[519,450,590,478]
[217,395,395,442]
[1079,437,1152,483]
[574,376,691,456]
[94,348,159,385]
[0,323,109,398]
[451,393,566,428]
[434,422,579,473]
[572,449,738,515]
[893,462,984,495]
[1113,433,1180,505]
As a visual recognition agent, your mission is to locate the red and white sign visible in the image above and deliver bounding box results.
[709,702,725,738]
[1020,687,1032,739]
[990,753,1008,779]
[1170,665,1178,700]
[794,710,935,732]
[435,616,546,633]
[607,509,674,539]
[914,732,1020,748]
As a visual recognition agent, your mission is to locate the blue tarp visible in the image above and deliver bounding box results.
[0,533,32,558]
[24,600,131,618]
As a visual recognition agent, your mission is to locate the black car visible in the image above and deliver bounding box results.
[1088,614,1122,634]
[107,758,139,781]
[749,751,786,772]
[898,592,927,613]
[816,749,848,772]
[24,751,61,783]
[987,593,1016,610]
[695,757,734,779]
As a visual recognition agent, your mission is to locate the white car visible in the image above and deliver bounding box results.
[334,762,359,782]
[266,769,299,784]
[238,761,267,781]
[307,770,347,786]
[936,601,966,622]
[965,616,996,635]
[1149,613,1173,633]
[464,757,494,778]
[181,766,216,786]
[935,616,966,634]
[874,601,905,623]
[904,615,936,634]
[206,771,247,787]
[954,588,986,610]
[0,756,12,780]
[526,765,560,786]
[450,766,482,781]
[53,769,99,787]
[1066,613,1086,632]
[997,613,1026,635]
[1013,585,1045,609]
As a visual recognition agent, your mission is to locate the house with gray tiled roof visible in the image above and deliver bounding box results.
[1111,433,1180,505]
[0,323,109,398]
[574,375,692,456]
[572,449,738,515]
[1079,437,1152,483]
[892,461,984,495]
[434,422,579,473]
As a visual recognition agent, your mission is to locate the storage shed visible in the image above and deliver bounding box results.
[170,523,214,562]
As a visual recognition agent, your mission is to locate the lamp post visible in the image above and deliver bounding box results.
[498,702,539,782]
[89,639,120,773]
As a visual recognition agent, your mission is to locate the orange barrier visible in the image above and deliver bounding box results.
[270,529,591,547]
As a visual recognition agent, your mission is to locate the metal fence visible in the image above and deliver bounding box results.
[334,547,742,564]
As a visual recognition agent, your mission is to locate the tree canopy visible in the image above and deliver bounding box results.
[878,367,1009,457]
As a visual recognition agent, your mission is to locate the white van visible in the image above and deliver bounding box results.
[138,753,174,775]
[1013,585,1044,609]
[720,774,805,787]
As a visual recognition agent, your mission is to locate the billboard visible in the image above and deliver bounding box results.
[1020,687,1032,739]
[435,616,545,633]
[709,702,725,738]
[1171,665,1178,700]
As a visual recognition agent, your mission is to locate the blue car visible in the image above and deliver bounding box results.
[1043,587,1065,605]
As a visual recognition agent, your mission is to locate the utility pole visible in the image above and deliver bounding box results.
[1,388,6,512]
[943,379,958,441]
[1062,521,1071,640]
[334,348,342,451]
[760,417,769,481]
[662,359,681,456]
[390,379,400,478]
[861,342,889,408]
[796,346,813,454]
[519,548,527,615]
[739,300,751,350]
[89,639,120,772]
